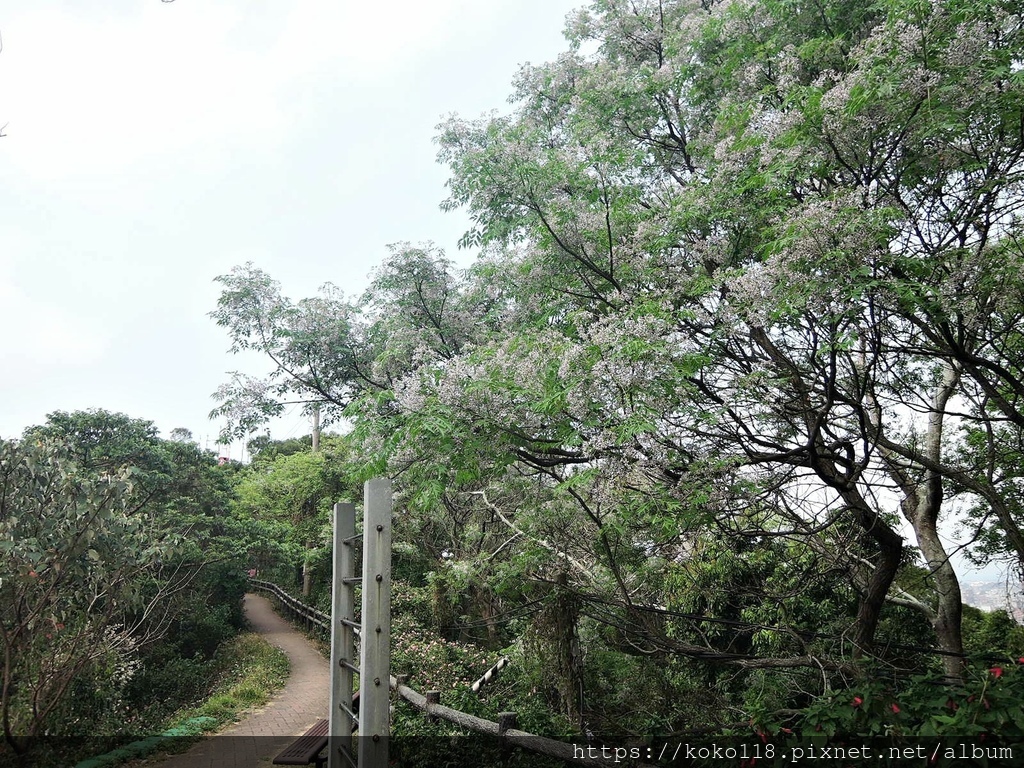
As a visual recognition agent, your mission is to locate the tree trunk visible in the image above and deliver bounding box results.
[551,574,584,728]
[815,465,905,656]
[529,572,584,728]
[915,517,965,680]
[909,361,965,681]
[851,509,904,656]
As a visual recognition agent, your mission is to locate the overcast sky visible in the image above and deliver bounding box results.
[0,0,582,453]
[0,1,1013,588]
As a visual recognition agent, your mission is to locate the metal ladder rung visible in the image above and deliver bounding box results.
[336,746,357,768]
[336,700,358,721]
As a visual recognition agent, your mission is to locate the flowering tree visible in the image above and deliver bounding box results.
[213,0,1024,727]
[431,0,1024,680]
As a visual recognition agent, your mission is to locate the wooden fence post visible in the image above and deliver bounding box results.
[498,711,518,757]
[329,502,357,768]
[359,478,391,768]
[425,691,440,723]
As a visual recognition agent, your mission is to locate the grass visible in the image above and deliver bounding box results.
[72,632,290,768]
[186,631,290,728]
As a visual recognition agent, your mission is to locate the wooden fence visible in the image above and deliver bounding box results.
[250,576,657,768]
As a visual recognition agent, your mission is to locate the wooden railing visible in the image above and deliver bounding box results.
[248,574,652,767]
[390,675,656,768]
[248,578,334,634]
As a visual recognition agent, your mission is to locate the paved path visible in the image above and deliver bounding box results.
[148,592,329,768]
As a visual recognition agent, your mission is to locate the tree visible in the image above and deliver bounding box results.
[213,0,1024,732]
[432,0,1024,679]
[233,437,352,597]
[209,265,367,438]
[26,410,171,488]
[169,427,194,443]
[246,434,312,467]
[25,411,245,579]
[0,438,172,753]
[5,411,256,756]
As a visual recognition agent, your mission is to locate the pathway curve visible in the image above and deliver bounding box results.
[147,592,329,768]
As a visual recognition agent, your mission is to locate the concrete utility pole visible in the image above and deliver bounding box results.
[303,403,322,598]
[312,403,321,452]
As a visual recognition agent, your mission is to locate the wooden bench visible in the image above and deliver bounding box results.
[273,693,360,767]
[273,718,329,768]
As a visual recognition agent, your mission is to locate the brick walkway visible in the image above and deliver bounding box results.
[147,592,329,768]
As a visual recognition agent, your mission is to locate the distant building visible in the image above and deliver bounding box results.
[962,580,1024,621]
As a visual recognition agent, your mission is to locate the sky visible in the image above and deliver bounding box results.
[0,1,1013,588]
[0,0,583,454]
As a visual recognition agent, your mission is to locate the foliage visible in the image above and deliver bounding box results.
[795,659,1024,743]
[0,437,170,754]
[2,410,256,761]
[234,449,342,531]
[212,0,1024,743]
[962,606,1024,659]
[245,434,313,467]
[54,632,289,768]
[390,579,571,768]
[231,435,355,599]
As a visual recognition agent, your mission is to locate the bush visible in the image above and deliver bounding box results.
[788,659,1024,743]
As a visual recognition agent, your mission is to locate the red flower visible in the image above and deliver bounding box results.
[991,666,1004,678]
[1018,657,1024,664]
[891,703,900,714]
[852,696,863,707]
